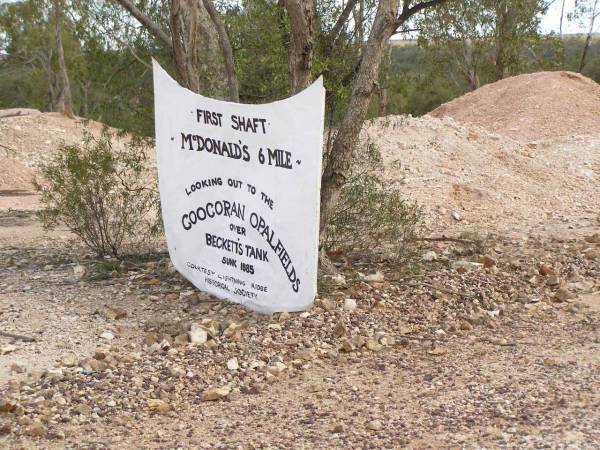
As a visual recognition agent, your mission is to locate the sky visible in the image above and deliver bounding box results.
[541,0,592,34]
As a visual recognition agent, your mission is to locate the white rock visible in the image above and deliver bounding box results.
[73,264,87,277]
[452,260,483,272]
[267,361,287,376]
[227,358,239,371]
[363,271,385,282]
[189,328,208,345]
[331,274,346,286]
[343,298,357,312]
[100,331,114,341]
[422,251,438,262]
[452,211,463,221]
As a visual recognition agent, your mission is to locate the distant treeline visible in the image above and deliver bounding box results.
[384,36,600,118]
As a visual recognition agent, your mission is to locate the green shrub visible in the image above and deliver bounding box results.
[323,140,422,264]
[34,129,159,258]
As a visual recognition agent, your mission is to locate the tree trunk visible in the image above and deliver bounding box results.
[353,0,365,44]
[464,44,480,90]
[54,0,74,119]
[494,4,509,80]
[170,0,203,93]
[282,0,315,94]
[579,0,598,73]
[203,0,239,102]
[319,0,400,234]
[559,0,566,36]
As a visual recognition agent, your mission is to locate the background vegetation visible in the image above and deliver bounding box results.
[1,1,598,136]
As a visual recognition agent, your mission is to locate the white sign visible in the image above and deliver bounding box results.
[153,61,325,313]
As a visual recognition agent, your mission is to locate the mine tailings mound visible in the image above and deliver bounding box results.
[430,71,600,142]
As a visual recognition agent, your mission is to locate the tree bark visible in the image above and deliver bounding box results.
[559,0,566,36]
[203,0,239,102]
[54,0,74,119]
[170,0,203,93]
[282,0,315,94]
[494,3,509,80]
[579,0,599,73]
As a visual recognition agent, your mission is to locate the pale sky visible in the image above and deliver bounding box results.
[541,0,592,34]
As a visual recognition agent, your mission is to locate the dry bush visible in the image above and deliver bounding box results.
[323,140,423,265]
[34,129,159,258]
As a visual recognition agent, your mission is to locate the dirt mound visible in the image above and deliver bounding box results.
[364,115,600,236]
[0,157,36,192]
[430,71,600,142]
[2,111,598,236]
[0,112,150,210]
[0,112,109,171]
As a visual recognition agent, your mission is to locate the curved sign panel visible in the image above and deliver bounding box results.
[153,60,324,312]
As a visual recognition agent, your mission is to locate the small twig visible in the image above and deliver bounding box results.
[0,331,37,342]
[395,335,436,342]
[479,338,516,347]
[417,236,475,244]
[0,142,16,156]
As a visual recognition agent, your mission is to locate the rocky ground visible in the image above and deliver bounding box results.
[0,210,599,449]
[1,81,599,447]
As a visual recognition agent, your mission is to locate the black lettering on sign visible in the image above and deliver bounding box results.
[230,115,267,134]
[179,133,250,162]
[196,109,223,127]
[185,177,222,196]
[206,233,244,256]
[249,212,301,293]
[181,200,245,230]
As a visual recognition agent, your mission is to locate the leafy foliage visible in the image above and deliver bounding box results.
[34,129,160,257]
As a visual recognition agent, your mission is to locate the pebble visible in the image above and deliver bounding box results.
[147,398,171,413]
[364,271,385,282]
[366,419,382,431]
[100,331,114,340]
[452,261,483,273]
[73,264,87,278]
[60,353,77,367]
[25,421,46,437]
[332,423,345,433]
[343,298,357,312]
[422,251,438,262]
[201,385,231,401]
[227,358,239,371]
[189,327,208,345]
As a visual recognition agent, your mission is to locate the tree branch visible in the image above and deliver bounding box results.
[396,0,446,28]
[112,0,172,49]
[202,0,239,102]
[328,0,359,46]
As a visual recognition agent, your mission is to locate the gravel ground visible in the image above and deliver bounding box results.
[1,210,598,449]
